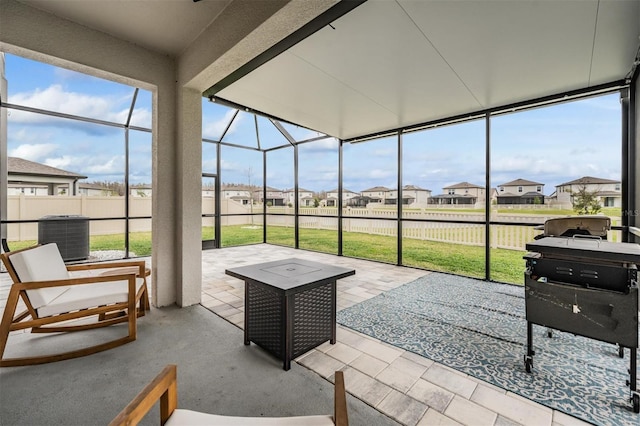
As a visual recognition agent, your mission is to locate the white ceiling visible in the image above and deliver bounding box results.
[19,0,233,56]
[215,0,640,141]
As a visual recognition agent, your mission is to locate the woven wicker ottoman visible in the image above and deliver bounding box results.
[226,258,355,370]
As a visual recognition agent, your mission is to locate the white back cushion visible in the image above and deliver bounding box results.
[9,243,70,309]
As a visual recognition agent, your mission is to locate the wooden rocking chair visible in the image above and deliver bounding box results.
[0,243,150,367]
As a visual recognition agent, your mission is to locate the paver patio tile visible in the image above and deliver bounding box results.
[377,389,427,426]
[389,355,429,377]
[355,338,403,364]
[376,364,420,393]
[551,411,594,426]
[444,396,497,426]
[471,384,552,426]
[296,350,345,379]
[226,312,244,326]
[495,415,522,426]
[200,298,225,309]
[325,342,362,364]
[407,378,454,413]
[349,353,389,377]
[342,367,393,408]
[214,306,241,318]
[423,364,477,399]
[417,408,463,426]
[401,350,434,368]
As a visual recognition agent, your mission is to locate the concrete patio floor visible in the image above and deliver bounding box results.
[0,244,593,426]
[201,244,591,426]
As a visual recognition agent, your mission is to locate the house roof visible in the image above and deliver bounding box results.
[254,186,283,192]
[557,176,620,186]
[8,157,87,179]
[326,188,358,194]
[283,187,313,193]
[499,178,544,187]
[361,186,391,192]
[443,182,483,189]
[403,185,431,191]
[221,185,253,191]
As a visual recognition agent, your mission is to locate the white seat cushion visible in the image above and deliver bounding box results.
[9,243,69,309]
[166,410,334,426]
[37,277,145,317]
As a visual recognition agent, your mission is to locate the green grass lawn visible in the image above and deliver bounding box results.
[222,225,525,284]
[7,225,530,285]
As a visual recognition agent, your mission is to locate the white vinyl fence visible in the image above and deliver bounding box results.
[7,196,621,249]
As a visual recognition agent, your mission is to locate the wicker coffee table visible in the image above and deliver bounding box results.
[225,258,355,370]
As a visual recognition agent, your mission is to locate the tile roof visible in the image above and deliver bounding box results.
[361,186,391,192]
[326,188,357,193]
[443,181,484,189]
[499,178,544,187]
[403,184,430,191]
[557,176,620,186]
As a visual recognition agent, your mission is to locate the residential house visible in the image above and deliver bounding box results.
[324,188,359,207]
[387,185,432,206]
[430,182,485,205]
[360,186,390,204]
[554,176,621,207]
[254,186,285,206]
[497,178,545,205]
[283,187,315,207]
[221,185,253,205]
[7,157,87,196]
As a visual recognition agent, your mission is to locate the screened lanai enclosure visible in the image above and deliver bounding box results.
[1,0,640,298]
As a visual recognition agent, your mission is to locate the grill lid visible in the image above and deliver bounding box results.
[542,215,610,238]
[526,236,640,264]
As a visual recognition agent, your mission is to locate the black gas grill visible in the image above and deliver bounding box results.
[524,233,640,413]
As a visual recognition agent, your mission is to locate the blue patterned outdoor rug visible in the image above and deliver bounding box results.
[337,273,640,426]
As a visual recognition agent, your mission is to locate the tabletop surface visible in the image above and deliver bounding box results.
[225,258,355,291]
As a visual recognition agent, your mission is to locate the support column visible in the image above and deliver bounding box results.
[152,80,179,307]
[175,87,203,307]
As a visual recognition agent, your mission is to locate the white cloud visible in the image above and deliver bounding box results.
[11,85,110,118]
[83,156,124,175]
[41,154,124,177]
[9,143,58,161]
[8,84,151,128]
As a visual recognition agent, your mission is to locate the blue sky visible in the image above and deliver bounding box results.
[5,53,622,195]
